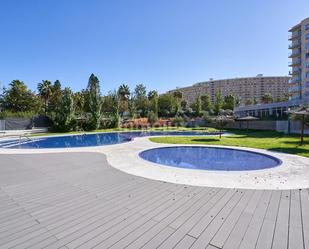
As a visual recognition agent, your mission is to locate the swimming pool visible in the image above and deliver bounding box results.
[139,146,281,171]
[0,131,219,149]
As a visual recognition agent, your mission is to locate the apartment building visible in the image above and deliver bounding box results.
[167,75,289,106]
[289,17,309,99]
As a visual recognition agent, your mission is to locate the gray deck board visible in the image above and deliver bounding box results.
[238,190,273,249]
[272,190,291,249]
[0,152,307,249]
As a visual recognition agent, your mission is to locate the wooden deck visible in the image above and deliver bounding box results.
[0,152,308,249]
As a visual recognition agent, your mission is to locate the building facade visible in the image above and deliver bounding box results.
[234,97,309,118]
[289,17,309,99]
[167,75,289,106]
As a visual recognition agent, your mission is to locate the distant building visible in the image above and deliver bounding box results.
[234,97,309,118]
[167,75,290,106]
[234,17,309,118]
[288,17,309,99]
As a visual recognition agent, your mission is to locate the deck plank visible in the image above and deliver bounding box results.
[0,152,307,249]
[272,190,291,249]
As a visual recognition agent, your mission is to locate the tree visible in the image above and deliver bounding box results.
[86,73,102,130]
[128,96,137,119]
[147,111,158,126]
[223,94,235,110]
[51,87,75,132]
[180,100,187,110]
[194,96,202,117]
[37,80,52,116]
[134,84,148,117]
[111,91,120,128]
[73,91,86,116]
[148,90,158,118]
[173,91,183,114]
[235,97,241,107]
[2,80,40,113]
[261,93,273,104]
[46,80,62,120]
[213,109,234,139]
[117,84,130,116]
[214,90,223,115]
[245,99,253,105]
[201,95,212,111]
[158,94,175,117]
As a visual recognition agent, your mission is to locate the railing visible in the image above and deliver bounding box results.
[289,42,300,49]
[289,70,301,75]
[289,33,301,40]
[289,52,301,58]
[289,60,301,67]
[0,133,39,148]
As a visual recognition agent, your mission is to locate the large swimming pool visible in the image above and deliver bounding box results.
[0,131,218,149]
[139,146,281,171]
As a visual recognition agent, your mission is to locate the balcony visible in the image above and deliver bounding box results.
[289,59,301,67]
[289,51,301,58]
[289,32,301,40]
[289,69,301,75]
[289,42,300,49]
[289,77,301,84]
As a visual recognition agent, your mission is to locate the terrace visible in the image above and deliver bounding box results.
[0,129,309,248]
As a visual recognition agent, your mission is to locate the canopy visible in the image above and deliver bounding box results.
[286,106,309,115]
[236,115,259,121]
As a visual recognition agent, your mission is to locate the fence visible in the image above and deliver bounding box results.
[188,119,308,134]
[0,116,49,130]
[0,120,5,130]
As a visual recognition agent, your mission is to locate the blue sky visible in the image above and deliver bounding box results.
[0,0,309,94]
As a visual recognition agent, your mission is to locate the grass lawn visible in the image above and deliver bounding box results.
[149,129,309,158]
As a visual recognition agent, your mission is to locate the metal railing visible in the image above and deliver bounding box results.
[0,133,39,148]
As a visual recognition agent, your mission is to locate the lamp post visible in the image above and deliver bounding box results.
[287,108,291,135]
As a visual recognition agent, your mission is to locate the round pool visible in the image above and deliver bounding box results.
[139,146,281,171]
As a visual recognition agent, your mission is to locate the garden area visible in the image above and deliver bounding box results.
[150,129,309,157]
[0,74,245,132]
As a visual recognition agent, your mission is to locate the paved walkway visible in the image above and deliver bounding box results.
[0,152,308,249]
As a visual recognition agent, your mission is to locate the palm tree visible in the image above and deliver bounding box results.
[173,91,182,102]
[148,90,158,101]
[261,93,273,104]
[117,84,130,116]
[37,80,52,116]
[118,84,130,101]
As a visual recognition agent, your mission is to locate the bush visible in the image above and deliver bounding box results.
[0,111,35,119]
[148,111,158,126]
[172,115,184,127]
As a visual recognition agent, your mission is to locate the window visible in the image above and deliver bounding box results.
[306,72,309,79]
[306,53,309,59]
[306,23,309,30]
[306,81,309,87]
[307,61,309,68]
[306,42,309,50]
[306,33,309,40]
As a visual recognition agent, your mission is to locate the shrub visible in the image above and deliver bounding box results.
[172,115,184,127]
[148,111,158,126]
[0,111,35,119]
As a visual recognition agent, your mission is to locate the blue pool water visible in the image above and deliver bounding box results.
[0,131,218,149]
[139,146,281,171]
